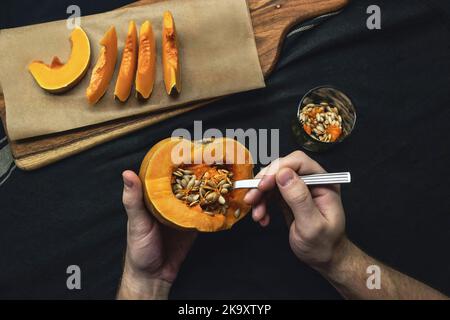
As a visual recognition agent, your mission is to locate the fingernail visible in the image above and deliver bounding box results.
[277,169,294,187]
[123,174,133,189]
[244,190,256,204]
[258,175,268,189]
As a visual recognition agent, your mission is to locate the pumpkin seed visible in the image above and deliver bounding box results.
[222,183,232,189]
[187,177,195,190]
[316,124,324,132]
[175,192,184,199]
[180,169,193,174]
[234,208,241,218]
[220,188,228,195]
[206,192,218,202]
[218,195,226,205]
[189,200,199,207]
[173,171,183,177]
[181,179,187,188]
[207,180,217,188]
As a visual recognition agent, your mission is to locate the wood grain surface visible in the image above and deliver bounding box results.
[0,0,348,170]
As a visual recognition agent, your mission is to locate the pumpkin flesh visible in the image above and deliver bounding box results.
[135,21,156,99]
[28,27,91,93]
[114,21,138,102]
[86,26,118,104]
[162,11,181,95]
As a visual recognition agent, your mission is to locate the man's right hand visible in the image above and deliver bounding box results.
[244,151,447,300]
[244,151,348,270]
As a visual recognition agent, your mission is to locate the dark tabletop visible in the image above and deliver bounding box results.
[1,0,449,299]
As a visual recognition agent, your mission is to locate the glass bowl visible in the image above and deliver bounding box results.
[292,86,356,152]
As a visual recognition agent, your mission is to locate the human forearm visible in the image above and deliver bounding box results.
[117,263,172,300]
[317,238,447,300]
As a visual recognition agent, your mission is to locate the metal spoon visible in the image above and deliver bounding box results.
[233,172,351,189]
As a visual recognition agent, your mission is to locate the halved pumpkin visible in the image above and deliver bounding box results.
[86,26,118,105]
[28,27,90,93]
[162,11,181,95]
[114,21,138,102]
[135,21,156,99]
[139,137,253,232]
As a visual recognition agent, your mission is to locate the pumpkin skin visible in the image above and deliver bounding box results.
[139,138,253,232]
[162,11,181,95]
[114,21,138,102]
[86,26,118,105]
[28,27,90,93]
[135,21,157,99]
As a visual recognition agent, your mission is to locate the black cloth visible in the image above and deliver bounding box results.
[1,0,449,299]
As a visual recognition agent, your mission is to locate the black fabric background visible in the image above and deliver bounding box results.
[1,0,449,299]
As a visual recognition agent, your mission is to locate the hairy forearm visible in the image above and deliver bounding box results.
[317,238,447,300]
[117,264,172,300]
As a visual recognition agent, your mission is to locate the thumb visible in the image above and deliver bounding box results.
[122,170,154,238]
[276,168,321,223]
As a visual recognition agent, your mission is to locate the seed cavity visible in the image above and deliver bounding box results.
[171,164,235,216]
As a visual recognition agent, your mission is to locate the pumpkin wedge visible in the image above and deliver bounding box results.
[28,27,90,93]
[114,21,138,102]
[139,137,253,232]
[162,11,181,95]
[86,26,118,105]
[135,21,156,99]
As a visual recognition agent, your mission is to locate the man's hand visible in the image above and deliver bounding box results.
[244,151,346,269]
[244,151,447,299]
[117,170,196,300]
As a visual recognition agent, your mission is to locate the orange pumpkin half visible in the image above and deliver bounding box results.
[139,137,254,232]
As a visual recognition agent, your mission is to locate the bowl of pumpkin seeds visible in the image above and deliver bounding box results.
[292,86,356,152]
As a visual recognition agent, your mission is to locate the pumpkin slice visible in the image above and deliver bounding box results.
[86,26,118,105]
[135,21,156,100]
[140,137,253,232]
[162,11,181,95]
[28,27,90,93]
[114,21,138,102]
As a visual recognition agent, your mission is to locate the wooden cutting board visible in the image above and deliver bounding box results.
[0,0,348,170]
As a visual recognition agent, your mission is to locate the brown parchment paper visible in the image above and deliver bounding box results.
[0,0,265,140]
